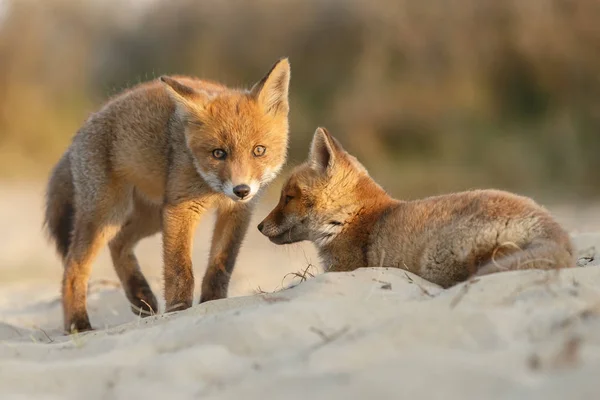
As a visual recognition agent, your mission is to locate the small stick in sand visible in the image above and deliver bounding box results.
[403,271,434,298]
[39,328,54,344]
[449,278,480,308]
[309,326,350,346]
[281,263,317,288]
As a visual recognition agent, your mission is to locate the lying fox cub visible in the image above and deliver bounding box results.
[258,127,575,287]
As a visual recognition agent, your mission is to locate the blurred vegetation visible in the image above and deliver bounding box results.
[1,0,599,200]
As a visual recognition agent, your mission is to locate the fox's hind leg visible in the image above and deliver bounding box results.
[475,239,575,276]
[109,194,160,317]
[62,183,130,334]
[200,201,253,303]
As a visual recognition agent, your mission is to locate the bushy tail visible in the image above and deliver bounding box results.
[44,152,75,261]
[476,238,575,276]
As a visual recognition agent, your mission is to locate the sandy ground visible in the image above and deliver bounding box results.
[1,183,599,399]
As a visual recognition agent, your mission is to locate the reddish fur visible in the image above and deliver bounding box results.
[259,128,575,288]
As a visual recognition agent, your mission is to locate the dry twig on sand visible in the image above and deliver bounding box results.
[282,263,317,288]
[449,278,480,308]
[309,326,350,347]
[403,272,434,298]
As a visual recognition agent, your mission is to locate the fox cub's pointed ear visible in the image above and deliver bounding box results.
[309,127,340,173]
[159,76,209,114]
[250,58,290,115]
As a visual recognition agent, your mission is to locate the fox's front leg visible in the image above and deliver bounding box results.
[162,199,207,312]
[200,202,253,303]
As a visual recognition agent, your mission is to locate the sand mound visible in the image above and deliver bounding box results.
[1,248,599,399]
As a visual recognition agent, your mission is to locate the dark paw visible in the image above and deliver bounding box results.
[129,291,159,317]
[65,317,93,335]
[200,268,229,304]
[127,278,159,317]
[130,297,159,317]
[199,290,226,304]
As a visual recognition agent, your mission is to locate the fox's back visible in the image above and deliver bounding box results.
[80,75,227,151]
[399,189,544,232]
[372,189,572,273]
[70,77,227,202]
[93,76,227,151]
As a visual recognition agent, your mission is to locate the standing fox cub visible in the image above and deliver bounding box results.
[45,58,291,333]
[258,128,575,287]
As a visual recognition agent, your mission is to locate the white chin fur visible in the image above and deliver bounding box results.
[312,223,342,247]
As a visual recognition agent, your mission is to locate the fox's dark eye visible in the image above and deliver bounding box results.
[212,149,227,160]
[284,195,294,205]
[253,145,266,157]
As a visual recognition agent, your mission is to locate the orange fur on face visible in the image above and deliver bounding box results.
[258,128,384,246]
[184,93,289,200]
[162,62,291,202]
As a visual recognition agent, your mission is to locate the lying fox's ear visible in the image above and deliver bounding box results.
[310,127,340,173]
[160,76,210,115]
[250,58,290,116]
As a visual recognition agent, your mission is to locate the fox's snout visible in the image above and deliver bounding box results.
[233,184,250,199]
[256,207,306,245]
[221,179,260,202]
[256,215,276,237]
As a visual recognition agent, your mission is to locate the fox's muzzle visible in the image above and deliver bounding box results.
[258,223,297,244]
[258,213,307,245]
[233,184,250,199]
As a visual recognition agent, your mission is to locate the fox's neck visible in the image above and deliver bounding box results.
[316,182,399,272]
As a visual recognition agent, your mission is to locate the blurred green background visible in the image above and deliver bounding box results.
[1,0,599,200]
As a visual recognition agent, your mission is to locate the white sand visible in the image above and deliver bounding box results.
[1,183,600,399]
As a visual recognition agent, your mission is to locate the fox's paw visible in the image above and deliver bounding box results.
[127,276,159,317]
[130,296,159,317]
[164,299,192,313]
[129,289,159,317]
[200,272,228,303]
[199,289,227,304]
[65,316,93,335]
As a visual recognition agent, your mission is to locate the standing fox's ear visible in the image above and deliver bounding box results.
[160,76,209,114]
[309,127,339,173]
[250,58,290,115]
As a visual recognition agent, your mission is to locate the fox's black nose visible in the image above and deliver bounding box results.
[233,184,251,199]
[257,222,264,232]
